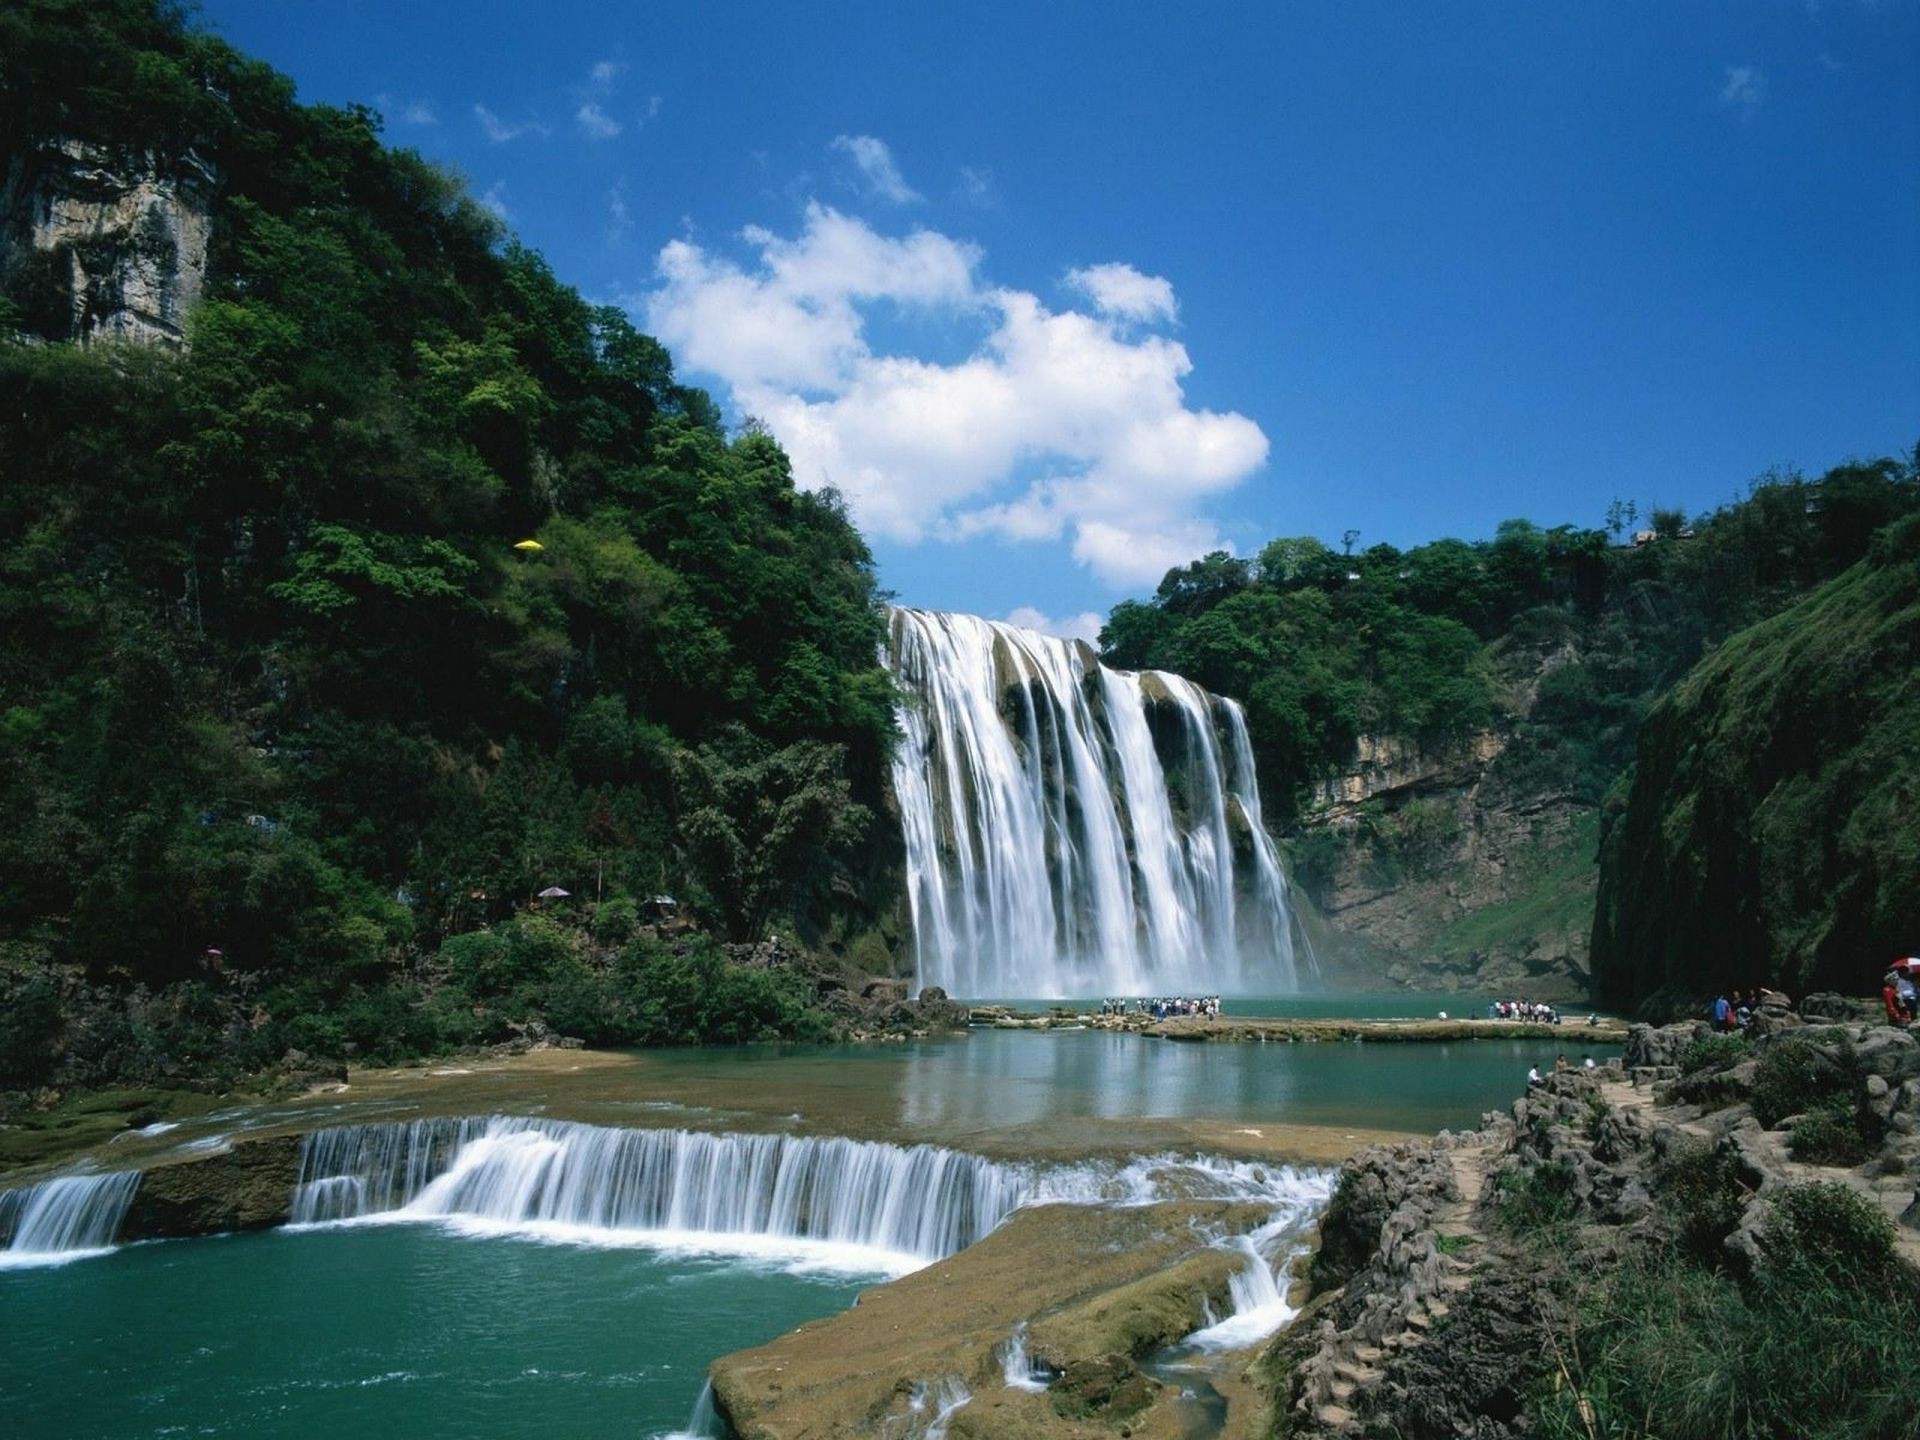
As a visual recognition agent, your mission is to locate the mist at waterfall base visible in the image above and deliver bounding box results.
[888,609,1309,999]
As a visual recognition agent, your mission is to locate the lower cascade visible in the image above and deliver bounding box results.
[293,1117,1034,1268]
[887,607,1309,998]
[291,1116,1333,1278]
[0,1171,140,1266]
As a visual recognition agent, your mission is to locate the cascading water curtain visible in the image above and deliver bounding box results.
[887,607,1310,997]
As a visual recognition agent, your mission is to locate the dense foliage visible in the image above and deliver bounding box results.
[0,0,896,1084]
[1590,512,1920,1006]
[1103,459,1918,825]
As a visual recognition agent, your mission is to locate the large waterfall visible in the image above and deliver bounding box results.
[887,607,1308,997]
[0,1171,140,1267]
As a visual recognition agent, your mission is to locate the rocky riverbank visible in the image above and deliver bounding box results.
[1265,1007,1920,1438]
[969,1006,1629,1045]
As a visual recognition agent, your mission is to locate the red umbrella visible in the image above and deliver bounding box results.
[1894,957,1920,974]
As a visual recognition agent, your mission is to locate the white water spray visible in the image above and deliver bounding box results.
[1000,1322,1052,1393]
[887,607,1309,997]
[0,1171,140,1268]
[1182,1166,1335,1351]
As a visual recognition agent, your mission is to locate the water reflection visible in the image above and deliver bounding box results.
[893,1029,1613,1137]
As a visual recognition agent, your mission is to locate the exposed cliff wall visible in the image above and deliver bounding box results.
[1590,514,1920,1011]
[1291,644,1599,1000]
[1,138,214,345]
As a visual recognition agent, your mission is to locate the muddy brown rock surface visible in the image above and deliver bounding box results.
[708,1199,1265,1440]
[121,1135,302,1240]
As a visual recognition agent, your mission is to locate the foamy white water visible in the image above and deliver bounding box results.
[887,607,1310,997]
[290,1117,1333,1284]
[0,1171,140,1269]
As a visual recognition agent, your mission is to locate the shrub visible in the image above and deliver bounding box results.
[589,896,640,946]
[1788,1103,1872,1166]
[1762,1180,1898,1283]
[1750,1039,1845,1128]
[1494,1158,1578,1232]
[1679,1030,1749,1075]
[1659,1139,1748,1261]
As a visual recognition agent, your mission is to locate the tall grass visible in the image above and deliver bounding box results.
[1535,1183,1920,1440]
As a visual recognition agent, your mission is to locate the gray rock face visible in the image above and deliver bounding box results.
[2,139,215,346]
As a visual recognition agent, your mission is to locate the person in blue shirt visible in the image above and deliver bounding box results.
[1712,993,1732,1030]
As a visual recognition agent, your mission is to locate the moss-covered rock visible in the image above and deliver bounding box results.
[121,1134,301,1239]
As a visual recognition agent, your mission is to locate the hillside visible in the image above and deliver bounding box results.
[1105,458,1918,998]
[0,0,904,1091]
[1591,512,1920,1009]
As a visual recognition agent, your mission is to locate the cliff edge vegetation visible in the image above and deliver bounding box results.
[1105,455,1917,999]
[0,0,902,1094]
[1592,512,1920,1008]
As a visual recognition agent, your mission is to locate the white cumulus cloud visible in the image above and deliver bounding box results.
[640,207,1268,587]
[830,134,922,204]
[1066,262,1178,324]
[1004,607,1105,646]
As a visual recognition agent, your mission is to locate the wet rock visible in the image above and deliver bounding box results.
[121,1135,302,1240]
[915,986,970,1030]
[1050,1354,1158,1421]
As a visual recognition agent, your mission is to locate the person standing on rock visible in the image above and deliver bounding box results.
[1712,993,1732,1030]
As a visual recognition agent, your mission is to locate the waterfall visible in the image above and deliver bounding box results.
[658,1381,726,1440]
[1182,1166,1334,1351]
[887,607,1309,997]
[1000,1323,1052,1393]
[0,1171,140,1267]
[293,1117,1034,1273]
[292,1116,1331,1272]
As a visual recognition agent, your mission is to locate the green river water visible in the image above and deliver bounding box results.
[0,1016,1621,1439]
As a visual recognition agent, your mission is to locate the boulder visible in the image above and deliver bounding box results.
[1626,1022,1701,1070]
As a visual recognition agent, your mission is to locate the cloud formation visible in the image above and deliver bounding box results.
[830,135,922,204]
[1719,65,1766,113]
[577,102,622,139]
[474,104,549,143]
[1066,262,1178,324]
[1004,607,1105,645]
[642,205,1268,586]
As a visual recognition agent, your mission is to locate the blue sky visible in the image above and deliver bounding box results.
[199,1,1918,639]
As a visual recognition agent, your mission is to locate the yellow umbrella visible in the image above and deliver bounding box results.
[513,539,544,553]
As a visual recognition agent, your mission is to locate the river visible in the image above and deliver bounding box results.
[0,1019,1620,1438]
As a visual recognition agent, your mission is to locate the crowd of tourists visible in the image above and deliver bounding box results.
[1489,998,1562,1024]
[1102,996,1222,1019]
[1709,989,1770,1031]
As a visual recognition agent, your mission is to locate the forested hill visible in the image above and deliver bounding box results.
[1591,511,1920,1007]
[0,0,900,1088]
[1104,454,1917,1002]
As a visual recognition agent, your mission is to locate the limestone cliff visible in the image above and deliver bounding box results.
[1292,643,1599,1000]
[1,138,214,345]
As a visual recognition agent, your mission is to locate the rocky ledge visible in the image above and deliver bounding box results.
[1266,1008,1920,1438]
[709,1197,1278,1440]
